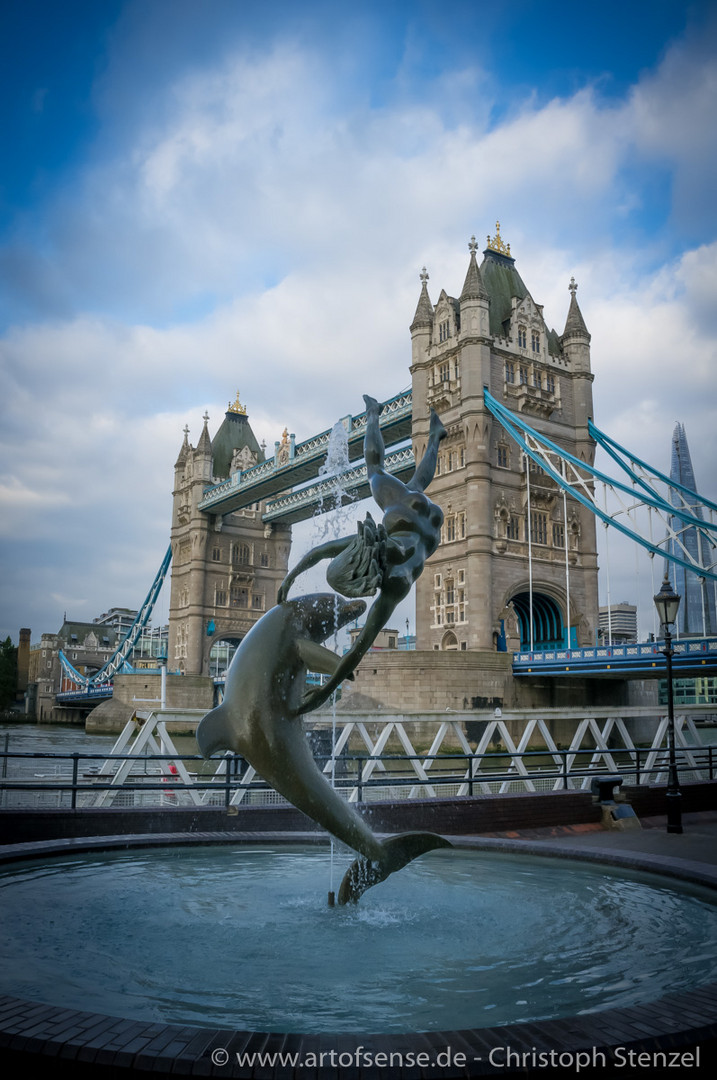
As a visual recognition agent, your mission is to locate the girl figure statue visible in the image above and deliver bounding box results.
[278,394,446,713]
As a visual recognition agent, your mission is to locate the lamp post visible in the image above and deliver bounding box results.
[653,572,682,834]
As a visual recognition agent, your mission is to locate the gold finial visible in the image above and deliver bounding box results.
[227,391,247,415]
[486,220,511,257]
[280,427,289,447]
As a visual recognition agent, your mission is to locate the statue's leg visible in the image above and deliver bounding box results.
[407,409,447,492]
[363,394,385,475]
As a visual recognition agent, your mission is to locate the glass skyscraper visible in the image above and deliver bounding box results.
[667,422,716,637]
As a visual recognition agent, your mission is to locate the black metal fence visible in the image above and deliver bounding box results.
[1,745,715,810]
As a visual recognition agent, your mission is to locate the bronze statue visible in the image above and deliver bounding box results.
[278,394,446,712]
[197,396,450,903]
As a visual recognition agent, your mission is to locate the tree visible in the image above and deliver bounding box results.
[0,637,18,709]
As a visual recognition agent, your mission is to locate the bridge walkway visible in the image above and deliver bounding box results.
[198,390,412,517]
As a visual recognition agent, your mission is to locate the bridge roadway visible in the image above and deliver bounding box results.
[197,389,412,521]
[513,636,717,678]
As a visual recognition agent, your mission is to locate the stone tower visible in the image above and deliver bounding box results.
[410,225,599,652]
[168,394,291,675]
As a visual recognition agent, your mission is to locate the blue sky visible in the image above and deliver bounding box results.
[1,0,716,643]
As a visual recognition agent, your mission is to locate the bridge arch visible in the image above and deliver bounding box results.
[208,635,243,678]
[202,623,249,678]
[509,589,566,652]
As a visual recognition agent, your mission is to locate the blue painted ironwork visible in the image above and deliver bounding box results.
[589,419,717,518]
[483,388,717,583]
[58,544,172,696]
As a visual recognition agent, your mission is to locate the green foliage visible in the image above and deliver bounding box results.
[0,637,18,709]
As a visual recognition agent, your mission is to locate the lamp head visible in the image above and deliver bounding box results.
[653,573,681,633]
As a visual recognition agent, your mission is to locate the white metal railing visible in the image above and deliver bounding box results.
[2,709,715,809]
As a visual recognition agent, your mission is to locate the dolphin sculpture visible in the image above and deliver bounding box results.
[196,593,451,903]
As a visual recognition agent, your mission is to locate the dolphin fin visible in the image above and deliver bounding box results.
[296,638,343,676]
[196,704,232,758]
[337,832,452,904]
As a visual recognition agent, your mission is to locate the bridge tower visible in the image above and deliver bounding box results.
[410,225,599,652]
[168,394,291,676]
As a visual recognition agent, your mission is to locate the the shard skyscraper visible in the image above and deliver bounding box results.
[667,423,716,637]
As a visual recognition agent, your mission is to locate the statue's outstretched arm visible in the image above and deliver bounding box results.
[277,537,352,603]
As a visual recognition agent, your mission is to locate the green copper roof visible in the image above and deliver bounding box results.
[479,248,563,357]
[211,410,265,480]
[479,249,529,337]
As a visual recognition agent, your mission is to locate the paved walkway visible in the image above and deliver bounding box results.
[451,809,717,892]
[481,808,717,859]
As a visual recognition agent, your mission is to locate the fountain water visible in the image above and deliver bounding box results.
[314,418,355,903]
[1,843,717,1033]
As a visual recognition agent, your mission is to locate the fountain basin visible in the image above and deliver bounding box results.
[2,839,717,1036]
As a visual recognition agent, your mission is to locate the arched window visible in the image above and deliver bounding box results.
[441,630,459,650]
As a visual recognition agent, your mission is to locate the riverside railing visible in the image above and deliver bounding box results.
[0,745,715,811]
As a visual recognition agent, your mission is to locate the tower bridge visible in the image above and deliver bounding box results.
[54,225,717,713]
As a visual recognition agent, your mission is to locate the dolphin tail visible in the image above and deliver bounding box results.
[337,831,452,905]
[196,704,232,758]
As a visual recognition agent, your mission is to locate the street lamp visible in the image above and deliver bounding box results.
[653,572,682,834]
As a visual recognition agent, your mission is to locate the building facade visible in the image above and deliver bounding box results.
[167,394,291,676]
[409,225,599,652]
[28,622,122,720]
[598,602,638,645]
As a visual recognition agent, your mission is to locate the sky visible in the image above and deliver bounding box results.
[1,0,716,645]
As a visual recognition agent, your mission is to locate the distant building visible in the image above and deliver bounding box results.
[29,621,120,721]
[667,423,716,637]
[27,616,169,719]
[598,602,637,645]
[348,627,402,651]
[93,608,139,636]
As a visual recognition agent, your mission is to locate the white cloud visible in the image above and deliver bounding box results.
[2,18,717,640]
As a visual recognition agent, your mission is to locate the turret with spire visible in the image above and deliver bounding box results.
[562,277,591,360]
[196,411,213,481]
[459,235,490,347]
[409,267,434,420]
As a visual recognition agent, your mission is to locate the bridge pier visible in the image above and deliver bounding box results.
[338,649,658,719]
